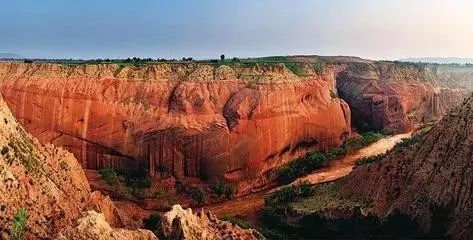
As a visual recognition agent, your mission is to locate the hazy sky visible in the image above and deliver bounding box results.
[1,0,472,60]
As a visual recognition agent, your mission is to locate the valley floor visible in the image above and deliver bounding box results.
[204,132,413,225]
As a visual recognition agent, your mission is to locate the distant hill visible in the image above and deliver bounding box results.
[400,57,473,64]
[0,53,22,59]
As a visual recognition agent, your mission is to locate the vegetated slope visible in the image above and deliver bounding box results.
[344,94,473,239]
[0,62,351,187]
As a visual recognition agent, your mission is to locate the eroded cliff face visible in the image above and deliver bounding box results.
[344,94,473,239]
[0,63,351,182]
[335,61,467,132]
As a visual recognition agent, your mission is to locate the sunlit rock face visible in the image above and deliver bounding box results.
[0,63,351,182]
[335,61,467,132]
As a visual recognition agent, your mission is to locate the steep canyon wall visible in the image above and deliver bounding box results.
[334,61,468,132]
[0,63,351,181]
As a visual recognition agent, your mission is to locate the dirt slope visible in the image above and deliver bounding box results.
[0,94,91,238]
[345,94,473,239]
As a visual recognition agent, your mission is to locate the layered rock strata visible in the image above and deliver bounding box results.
[0,63,351,181]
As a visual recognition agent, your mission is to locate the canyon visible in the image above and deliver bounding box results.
[0,57,470,188]
[259,96,473,239]
[0,56,472,239]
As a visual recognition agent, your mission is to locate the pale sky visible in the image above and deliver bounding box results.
[1,0,472,60]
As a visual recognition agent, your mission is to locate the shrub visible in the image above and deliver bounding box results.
[174,181,185,193]
[278,151,328,184]
[355,154,386,167]
[314,60,326,75]
[189,187,205,204]
[224,185,236,199]
[360,132,383,146]
[277,130,387,184]
[10,209,28,240]
[211,181,226,196]
[154,190,164,199]
[262,181,315,229]
[120,167,152,189]
[143,214,161,231]
[211,181,236,199]
[98,168,119,185]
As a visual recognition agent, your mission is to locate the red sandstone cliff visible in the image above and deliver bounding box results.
[335,61,466,132]
[0,91,260,239]
[289,56,468,132]
[0,62,351,182]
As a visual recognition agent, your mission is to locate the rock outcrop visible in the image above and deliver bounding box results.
[0,62,351,182]
[0,94,91,238]
[57,211,157,240]
[344,94,473,239]
[159,205,264,240]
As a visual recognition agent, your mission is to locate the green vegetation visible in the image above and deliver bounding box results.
[189,187,206,204]
[210,181,236,200]
[154,189,164,199]
[119,167,152,190]
[98,167,152,197]
[278,131,386,184]
[174,181,185,193]
[143,214,161,231]
[221,215,254,229]
[355,154,386,166]
[290,183,371,214]
[262,181,314,229]
[7,136,43,174]
[314,60,326,75]
[10,209,28,240]
[355,128,430,167]
[25,55,334,79]
[98,168,119,185]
